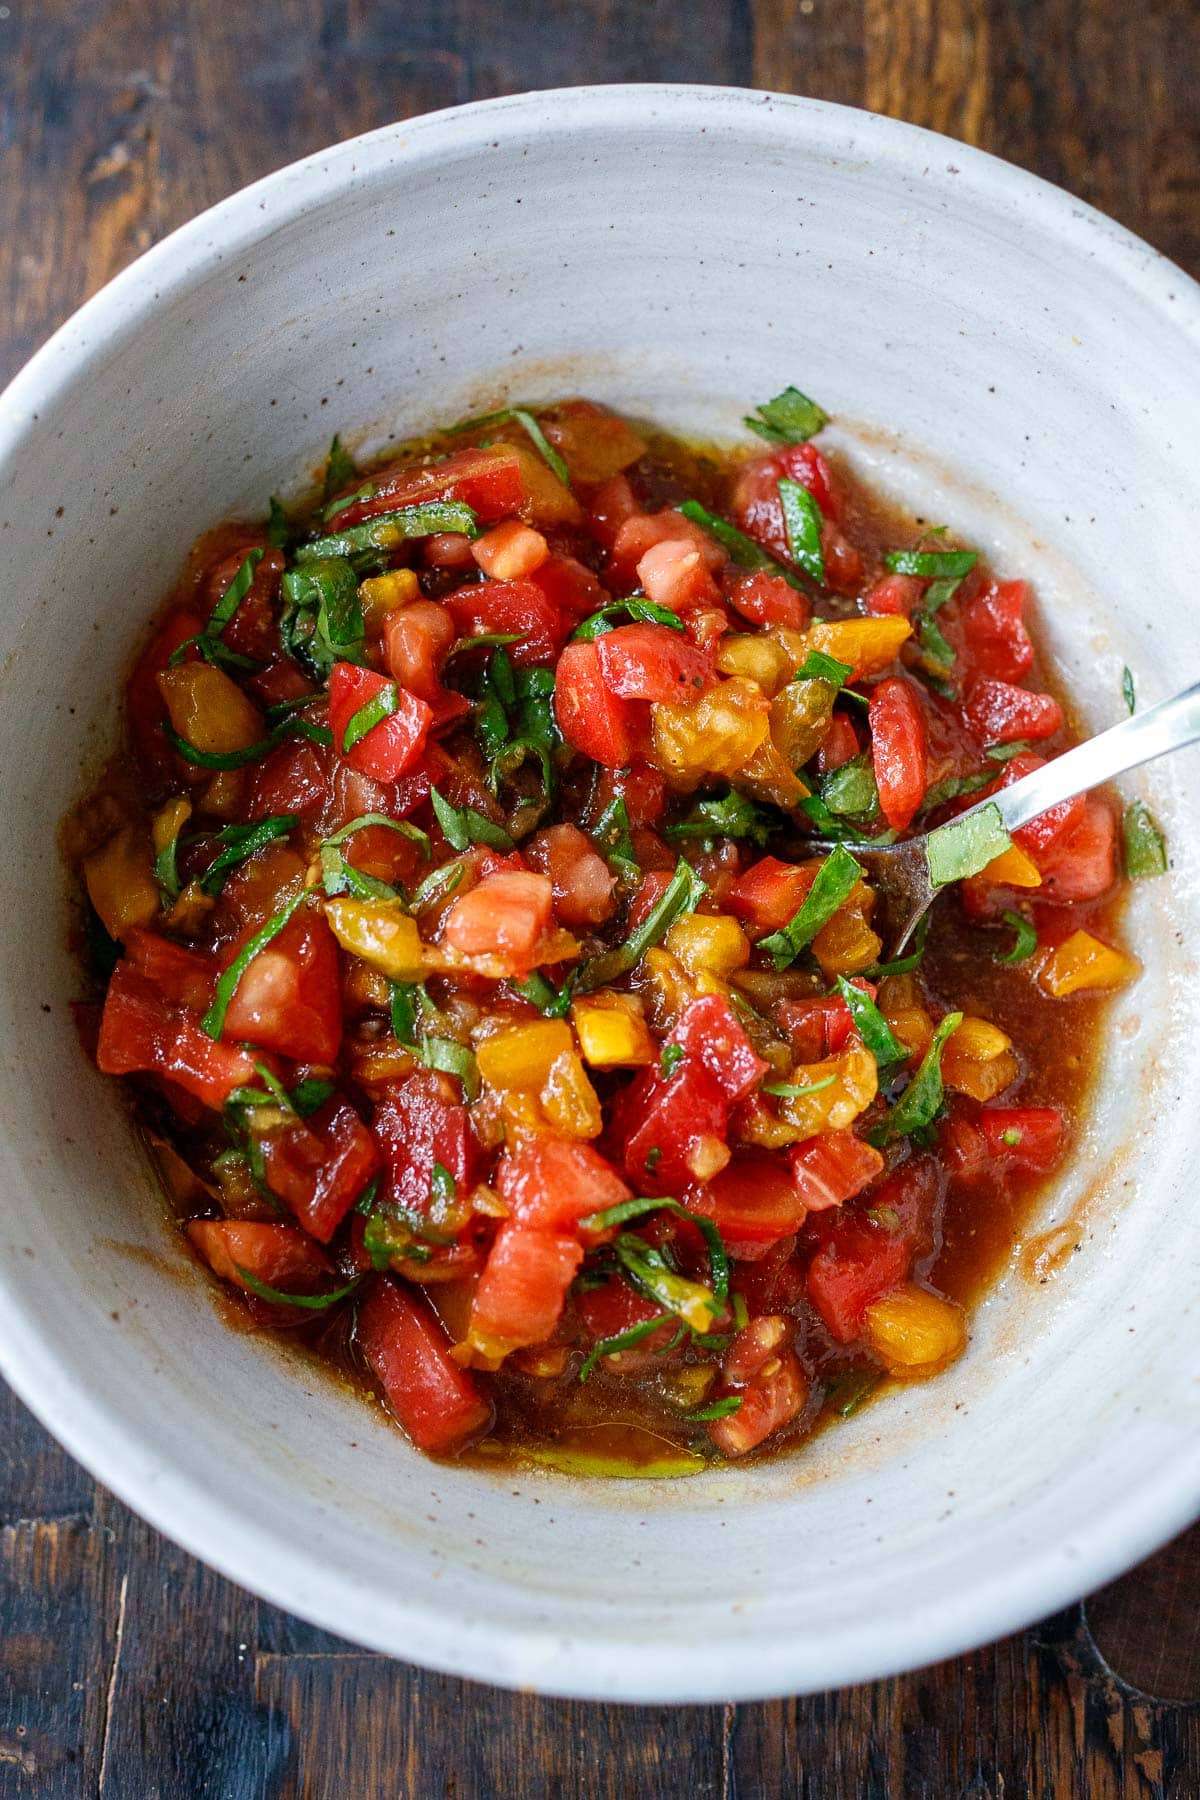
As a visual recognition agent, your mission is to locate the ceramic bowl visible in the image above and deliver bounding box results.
[1,85,1198,1703]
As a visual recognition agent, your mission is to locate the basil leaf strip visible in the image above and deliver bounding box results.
[165,712,332,771]
[678,499,806,592]
[322,433,357,506]
[449,406,570,486]
[575,857,707,992]
[793,649,853,688]
[419,1034,480,1100]
[1122,666,1136,714]
[818,753,880,822]
[168,549,265,669]
[341,683,399,754]
[267,496,291,550]
[578,1312,673,1382]
[925,801,1013,887]
[744,385,829,445]
[510,970,576,1019]
[918,768,994,816]
[762,1075,838,1098]
[234,1266,361,1311]
[684,1395,743,1422]
[613,1234,721,1333]
[590,793,641,879]
[868,1010,963,1146]
[571,598,686,641]
[280,557,366,676]
[884,548,978,579]
[430,786,515,853]
[996,908,1038,964]
[778,477,825,584]
[1123,800,1167,878]
[664,789,772,848]
[833,976,908,1070]
[863,912,930,979]
[758,845,863,969]
[198,815,299,897]
[202,891,306,1040]
[296,499,478,562]
[154,832,183,902]
[581,1195,730,1302]
[325,813,430,857]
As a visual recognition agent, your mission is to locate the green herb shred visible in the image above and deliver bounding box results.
[925,801,1013,887]
[744,386,829,445]
[1122,800,1167,878]
[869,1011,963,1146]
[202,891,307,1040]
[758,844,863,969]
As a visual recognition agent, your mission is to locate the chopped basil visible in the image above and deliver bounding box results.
[430,786,515,853]
[660,1042,685,1078]
[925,802,1013,887]
[996,908,1038,964]
[614,1233,722,1332]
[322,433,357,505]
[430,1161,456,1206]
[571,598,686,642]
[590,792,640,881]
[664,789,772,849]
[510,970,576,1019]
[319,814,429,902]
[323,480,376,523]
[683,1395,743,1422]
[762,1075,838,1099]
[778,477,825,584]
[578,1312,672,1382]
[884,547,978,580]
[354,1175,381,1216]
[267,496,291,550]
[280,556,365,677]
[916,611,956,677]
[984,741,1032,763]
[199,814,299,897]
[480,662,560,814]
[233,1267,361,1311]
[575,857,707,992]
[153,831,183,903]
[450,406,570,486]
[165,711,332,771]
[296,499,478,562]
[202,891,306,1040]
[863,912,930,978]
[419,1034,480,1100]
[324,813,430,857]
[868,1010,963,1146]
[793,649,853,688]
[1122,666,1136,714]
[825,1367,881,1419]
[580,1195,729,1302]
[168,549,266,672]
[290,1076,336,1118]
[731,1292,749,1330]
[918,769,995,816]
[922,575,965,614]
[678,499,806,591]
[410,857,467,911]
[758,844,863,969]
[341,683,398,754]
[1123,800,1167,878]
[817,753,879,822]
[744,385,829,445]
[833,976,908,1071]
[389,979,422,1044]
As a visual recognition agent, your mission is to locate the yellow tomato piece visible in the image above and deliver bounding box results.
[571,992,655,1068]
[807,616,912,676]
[151,796,191,856]
[342,960,392,1014]
[352,1042,419,1086]
[877,974,933,1061]
[942,1015,1019,1102]
[542,1050,604,1139]
[715,633,795,696]
[812,882,882,977]
[165,879,215,938]
[979,843,1042,888]
[157,662,264,754]
[84,826,160,940]
[779,1045,878,1136]
[736,735,810,810]
[476,1019,574,1091]
[198,769,247,819]
[769,677,836,768]
[509,441,584,528]
[360,568,419,629]
[637,946,698,1031]
[324,897,427,981]
[665,913,752,981]
[1036,930,1139,998]
[735,1099,805,1149]
[863,1283,966,1373]
[651,678,770,791]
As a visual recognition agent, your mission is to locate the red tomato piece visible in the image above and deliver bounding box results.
[328,663,433,781]
[470,1224,584,1355]
[816,710,860,774]
[1032,795,1117,901]
[962,580,1034,683]
[527,553,606,624]
[202,543,284,662]
[221,911,343,1065]
[97,962,258,1110]
[686,1151,809,1249]
[442,869,554,971]
[869,676,929,831]
[576,1277,679,1366]
[864,573,925,617]
[937,1105,990,1180]
[358,1278,493,1454]
[979,1106,1065,1172]
[986,751,1086,853]
[964,678,1063,746]
[722,569,810,630]
[123,928,213,1013]
[524,823,616,926]
[806,1220,912,1343]
[248,737,332,820]
[594,623,717,703]
[607,510,725,593]
[709,1317,809,1456]
[262,1098,382,1243]
[331,445,525,529]
[496,1137,631,1236]
[776,995,855,1062]
[383,601,469,724]
[373,1070,481,1215]
[587,474,639,548]
[471,520,549,581]
[672,995,769,1103]
[636,538,722,612]
[187,1220,332,1296]
[445,577,565,668]
[788,1132,884,1212]
[728,856,815,934]
[618,1061,730,1195]
[554,640,640,768]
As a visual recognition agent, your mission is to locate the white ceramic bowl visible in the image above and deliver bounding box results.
[1,85,1198,1704]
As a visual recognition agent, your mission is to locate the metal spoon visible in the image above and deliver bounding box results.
[805,675,1197,957]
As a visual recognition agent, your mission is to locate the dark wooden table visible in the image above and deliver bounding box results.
[3,2,1199,1793]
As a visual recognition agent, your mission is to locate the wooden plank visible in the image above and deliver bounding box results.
[0,1389,95,1527]
[751,0,867,104]
[863,0,992,145]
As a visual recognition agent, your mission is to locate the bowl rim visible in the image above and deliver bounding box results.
[1,82,1199,1703]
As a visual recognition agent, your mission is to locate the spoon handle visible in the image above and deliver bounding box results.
[978,676,1200,836]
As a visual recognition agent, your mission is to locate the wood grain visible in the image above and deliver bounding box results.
[2,0,1199,1794]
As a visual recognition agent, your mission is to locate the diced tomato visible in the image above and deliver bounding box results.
[686,1151,809,1249]
[869,677,928,831]
[328,663,432,781]
[373,1069,481,1214]
[332,445,525,530]
[806,1220,912,1342]
[249,659,317,711]
[575,1277,678,1365]
[358,1278,493,1454]
[421,532,476,569]
[587,474,639,548]
[820,523,864,595]
[815,711,860,774]
[445,577,565,668]
[986,751,1085,853]
[123,928,213,1013]
[777,995,855,1062]
[383,602,469,724]
[595,623,717,703]
[330,756,430,829]
[126,609,205,773]
[469,1224,583,1354]
[1032,796,1117,901]
[591,760,666,829]
[187,1220,332,1297]
[964,679,1063,746]
[607,510,724,592]
[554,640,640,768]
[496,1137,630,1236]
[962,580,1034,683]
[979,1106,1065,1172]
[636,538,721,612]
[471,520,549,581]
[624,868,672,930]
[864,573,925,617]
[672,995,768,1103]
[722,569,809,630]
[729,856,815,934]
[97,962,259,1110]
[524,823,616,926]
[788,1132,884,1211]
[617,1060,730,1195]
[202,544,284,662]
[709,1317,808,1456]
[527,553,606,623]
[221,911,343,1065]
[248,736,332,820]
[938,1105,990,1180]
[679,600,731,652]
[262,1098,381,1243]
[543,399,646,484]
[442,869,554,971]
[778,442,840,520]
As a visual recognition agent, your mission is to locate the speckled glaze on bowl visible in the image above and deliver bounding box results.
[0,86,1198,1703]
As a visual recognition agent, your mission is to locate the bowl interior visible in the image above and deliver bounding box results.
[0,87,1198,1701]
